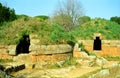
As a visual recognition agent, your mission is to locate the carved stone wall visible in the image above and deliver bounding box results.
[76,40,120,56]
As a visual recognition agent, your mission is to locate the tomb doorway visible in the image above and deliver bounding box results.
[16,35,30,55]
[93,37,101,50]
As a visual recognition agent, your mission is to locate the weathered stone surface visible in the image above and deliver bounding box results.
[13,54,32,63]
[96,57,108,67]
[89,69,110,78]
[89,56,97,61]
[74,51,89,58]
[73,43,81,52]
[109,62,119,68]
[25,63,35,69]
[43,66,76,77]
[77,40,120,56]
[80,52,89,58]
[30,44,73,55]
[30,53,72,65]
[30,39,40,45]
[0,54,13,59]
[8,45,16,55]
[33,63,43,69]
[78,40,93,46]
[81,60,91,66]
[0,45,8,54]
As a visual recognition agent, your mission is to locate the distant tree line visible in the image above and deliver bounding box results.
[110,16,120,25]
[0,3,16,24]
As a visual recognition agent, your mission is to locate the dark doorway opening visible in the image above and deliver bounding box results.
[16,35,30,55]
[93,37,101,50]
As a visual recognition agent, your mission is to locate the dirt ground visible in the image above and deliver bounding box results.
[11,61,118,78]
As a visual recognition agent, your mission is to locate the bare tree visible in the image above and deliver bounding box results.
[52,0,84,31]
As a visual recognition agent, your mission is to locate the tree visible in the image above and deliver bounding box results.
[0,3,16,24]
[52,0,84,31]
[110,16,120,25]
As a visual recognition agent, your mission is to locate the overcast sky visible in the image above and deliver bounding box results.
[0,0,120,19]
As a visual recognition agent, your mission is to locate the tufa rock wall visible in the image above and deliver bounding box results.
[0,35,73,65]
[76,40,120,56]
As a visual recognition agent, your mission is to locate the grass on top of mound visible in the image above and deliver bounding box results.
[71,18,120,40]
[0,17,76,45]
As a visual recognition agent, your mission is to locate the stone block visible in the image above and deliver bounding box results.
[30,39,40,45]
[0,45,8,54]
[8,45,16,55]
[73,51,81,58]
[0,49,8,54]
[30,44,73,55]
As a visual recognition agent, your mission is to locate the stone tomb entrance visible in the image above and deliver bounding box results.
[93,33,102,51]
[93,37,101,50]
[16,35,30,55]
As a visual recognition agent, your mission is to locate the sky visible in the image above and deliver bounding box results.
[0,0,120,19]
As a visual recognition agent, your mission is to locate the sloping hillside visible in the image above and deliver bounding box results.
[0,17,74,45]
[72,18,120,40]
[0,17,119,45]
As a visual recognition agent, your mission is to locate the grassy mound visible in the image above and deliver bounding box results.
[72,18,120,40]
[0,16,75,45]
[0,17,119,45]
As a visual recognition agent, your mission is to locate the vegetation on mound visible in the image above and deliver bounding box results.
[0,16,76,45]
[0,17,119,45]
[71,18,120,40]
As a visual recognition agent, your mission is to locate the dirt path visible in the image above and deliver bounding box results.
[12,61,119,78]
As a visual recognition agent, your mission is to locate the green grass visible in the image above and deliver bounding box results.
[47,57,78,69]
[62,57,79,67]
[47,63,61,69]
[0,17,76,45]
[72,18,120,40]
[0,17,119,45]
[0,59,13,63]
[104,56,120,61]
